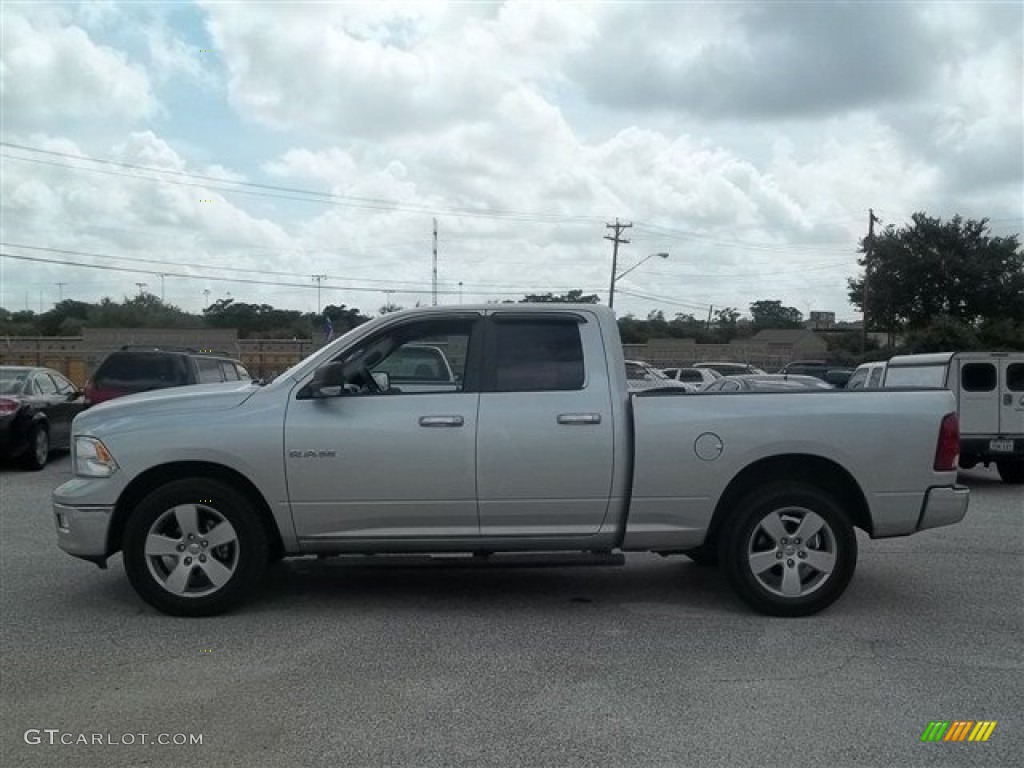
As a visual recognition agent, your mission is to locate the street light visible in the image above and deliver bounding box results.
[609,252,668,308]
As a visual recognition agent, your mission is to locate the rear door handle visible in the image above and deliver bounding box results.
[557,412,602,425]
[419,415,464,428]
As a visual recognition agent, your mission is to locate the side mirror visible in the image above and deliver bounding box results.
[302,361,346,399]
[371,371,390,391]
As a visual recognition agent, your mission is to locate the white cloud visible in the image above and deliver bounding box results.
[1,1,1020,321]
[1,11,157,124]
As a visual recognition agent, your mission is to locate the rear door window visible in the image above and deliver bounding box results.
[961,363,996,392]
[492,319,584,392]
[868,367,884,388]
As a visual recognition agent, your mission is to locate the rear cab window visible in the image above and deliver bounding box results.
[884,364,948,388]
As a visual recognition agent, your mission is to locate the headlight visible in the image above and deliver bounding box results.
[74,436,119,477]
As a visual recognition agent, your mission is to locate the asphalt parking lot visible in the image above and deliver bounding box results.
[1,457,1021,768]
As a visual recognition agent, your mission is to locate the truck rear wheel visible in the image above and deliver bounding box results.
[122,479,269,616]
[718,482,857,617]
[996,459,1024,484]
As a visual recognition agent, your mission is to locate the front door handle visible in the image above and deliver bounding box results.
[557,412,602,425]
[419,415,464,428]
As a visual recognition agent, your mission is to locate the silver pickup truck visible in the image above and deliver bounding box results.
[54,305,969,618]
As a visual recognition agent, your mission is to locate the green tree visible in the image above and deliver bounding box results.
[520,289,601,304]
[902,316,982,353]
[848,213,1024,336]
[749,299,803,329]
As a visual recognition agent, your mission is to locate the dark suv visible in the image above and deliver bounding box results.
[85,347,251,405]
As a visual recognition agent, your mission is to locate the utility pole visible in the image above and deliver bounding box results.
[458,281,463,305]
[604,218,632,309]
[432,218,438,306]
[203,288,211,308]
[312,274,327,314]
[861,209,879,354]
[159,273,166,302]
[707,305,714,330]
[55,282,67,302]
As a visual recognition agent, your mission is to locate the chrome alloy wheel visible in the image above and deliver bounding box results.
[745,506,837,599]
[144,504,239,598]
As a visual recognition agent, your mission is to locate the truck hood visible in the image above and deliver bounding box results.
[74,381,260,434]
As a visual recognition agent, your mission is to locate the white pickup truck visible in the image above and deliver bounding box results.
[54,305,969,618]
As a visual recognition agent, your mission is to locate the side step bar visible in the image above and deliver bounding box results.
[310,551,626,569]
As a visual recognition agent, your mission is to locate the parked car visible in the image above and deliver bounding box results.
[625,360,694,391]
[780,360,854,388]
[882,351,1024,483]
[85,346,251,405]
[55,305,968,618]
[0,366,87,469]
[661,366,722,389]
[702,374,835,392]
[694,361,766,376]
[846,361,887,390]
[370,343,458,393]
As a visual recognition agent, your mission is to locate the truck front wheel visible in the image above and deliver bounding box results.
[718,483,857,617]
[996,459,1024,484]
[122,479,269,616]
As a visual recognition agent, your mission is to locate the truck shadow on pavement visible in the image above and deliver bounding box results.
[254,555,745,617]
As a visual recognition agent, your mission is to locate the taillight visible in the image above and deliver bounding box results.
[934,412,960,471]
[0,398,19,415]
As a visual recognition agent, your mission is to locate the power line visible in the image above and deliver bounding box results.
[1,142,606,224]
[0,250,602,299]
[632,222,854,253]
[0,241,598,292]
[616,288,722,312]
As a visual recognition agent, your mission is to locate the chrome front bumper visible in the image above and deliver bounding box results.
[917,486,970,531]
[54,503,114,561]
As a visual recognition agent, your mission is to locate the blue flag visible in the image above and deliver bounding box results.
[324,315,333,341]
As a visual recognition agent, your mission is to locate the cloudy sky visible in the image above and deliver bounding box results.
[2,1,1021,321]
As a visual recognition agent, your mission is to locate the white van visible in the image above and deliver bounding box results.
[883,351,1024,483]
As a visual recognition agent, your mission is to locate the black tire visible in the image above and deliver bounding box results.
[682,545,719,567]
[122,478,269,617]
[22,424,49,471]
[717,482,857,617]
[996,459,1024,484]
